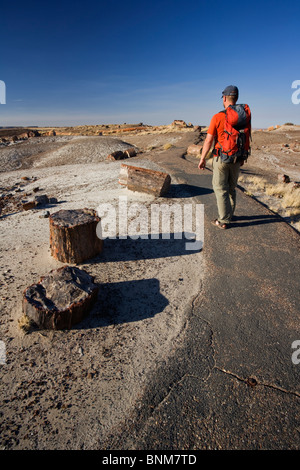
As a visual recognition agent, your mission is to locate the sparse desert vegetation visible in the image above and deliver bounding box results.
[238,174,300,232]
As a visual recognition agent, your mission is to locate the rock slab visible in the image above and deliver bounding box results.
[187,144,203,156]
[22,266,99,329]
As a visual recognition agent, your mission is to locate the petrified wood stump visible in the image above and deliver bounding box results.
[49,208,103,264]
[119,164,171,196]
[23,266,99,329]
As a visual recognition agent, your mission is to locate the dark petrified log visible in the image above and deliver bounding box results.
[119,164,171,196]
[49,208,103,264]
[106,150,126,161]
[124,147,137,158]
[22,266,99,329]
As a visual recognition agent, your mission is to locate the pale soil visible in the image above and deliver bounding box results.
[0,124,299,450]
[245,125,300,182]
[0,130,203,450]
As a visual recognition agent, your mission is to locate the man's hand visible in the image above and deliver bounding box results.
[197,133,214,171]
[198,157,206,170]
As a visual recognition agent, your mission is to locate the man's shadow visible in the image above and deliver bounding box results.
[231,213,285,228]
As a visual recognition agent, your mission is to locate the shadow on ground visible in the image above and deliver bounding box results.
[166,183,213,199]
[80,277,170,328]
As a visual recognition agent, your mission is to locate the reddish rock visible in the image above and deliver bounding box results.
[22,200,36,211]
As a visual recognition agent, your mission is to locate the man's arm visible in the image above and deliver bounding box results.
[198,133,214,170]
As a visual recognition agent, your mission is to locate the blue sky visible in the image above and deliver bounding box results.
[1,0,300,128]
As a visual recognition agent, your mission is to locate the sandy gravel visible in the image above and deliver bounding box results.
[0,132,203,449]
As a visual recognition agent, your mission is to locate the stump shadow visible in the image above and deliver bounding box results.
[93,233,202,263]
[75,278,169,328]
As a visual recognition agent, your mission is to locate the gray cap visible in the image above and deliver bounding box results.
[222,85,239,99]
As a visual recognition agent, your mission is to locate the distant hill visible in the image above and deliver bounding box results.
[0,128,40,138]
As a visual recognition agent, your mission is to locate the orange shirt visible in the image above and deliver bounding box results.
[207,111,225,150]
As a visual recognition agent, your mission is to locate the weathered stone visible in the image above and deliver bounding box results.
[49,208,103,263]
[106,150,126,161]
[172,120,187,127]
[22,266,99,329]
[278,174,290,183]
[28,131,39,137]
[39,210,50,218]
[49,197,58,204]
[187,144,203,156]
[119,164,171,196]
[35,194,49,206]
[22,200,36,211]
[18,132,29,140]
[124,147,137,158]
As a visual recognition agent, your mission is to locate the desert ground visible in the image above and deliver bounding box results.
[0,122,299,449]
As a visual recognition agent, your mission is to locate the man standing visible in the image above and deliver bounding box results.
[198,85,251,229]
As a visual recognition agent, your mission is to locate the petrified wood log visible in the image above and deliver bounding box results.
[119,164,171,196]
[49,208,103,264]
[106,150,126,161]
[23,266,99,329]
[107,148,137,161]
[124,147,137,158]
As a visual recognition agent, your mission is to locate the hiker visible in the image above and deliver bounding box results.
[198,85,251,229]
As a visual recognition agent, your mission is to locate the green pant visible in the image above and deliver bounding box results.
[212,157,241,225]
